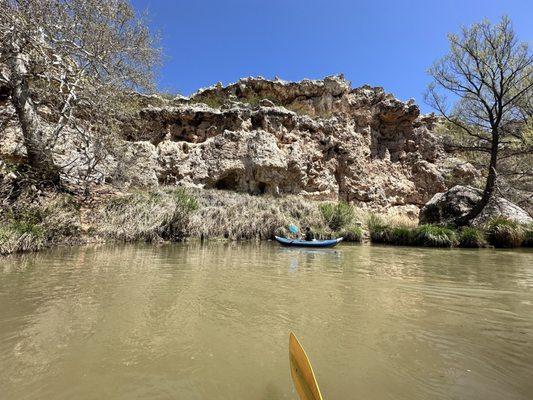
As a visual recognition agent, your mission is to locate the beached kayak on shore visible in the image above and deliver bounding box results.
[275,236,343,248]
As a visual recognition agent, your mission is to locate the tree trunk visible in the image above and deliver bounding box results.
[455,131,499,226]
[8,49,60,184]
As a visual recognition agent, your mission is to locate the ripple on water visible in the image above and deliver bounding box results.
[0,243,532,400]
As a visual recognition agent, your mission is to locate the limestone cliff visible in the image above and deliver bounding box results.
[1,75,477,211]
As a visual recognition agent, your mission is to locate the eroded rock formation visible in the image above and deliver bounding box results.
[1,75,478,210]
[126,76,462,208]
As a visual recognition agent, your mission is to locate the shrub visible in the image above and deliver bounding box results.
[413,225,457,247]
[390,226,415,246]
[366,213,391,243]
[340,225,364,242]
[41,195,81,240]
[485,217,525,248]
[319,202,355,231]
[310,226,333,241]
[190,93,225,108]
[458,227,487,248]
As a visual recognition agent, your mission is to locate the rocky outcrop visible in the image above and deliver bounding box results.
[1,75,474,210]
[419,185,532,226]
[121,76,458,207]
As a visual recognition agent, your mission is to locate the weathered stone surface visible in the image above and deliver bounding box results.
[419,185,532,226]
[127,75,454,206]
[1,75,476,209]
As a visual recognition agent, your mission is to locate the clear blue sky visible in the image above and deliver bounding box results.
[131,0,532,112]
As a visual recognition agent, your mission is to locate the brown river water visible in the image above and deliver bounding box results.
[1,242,532,400]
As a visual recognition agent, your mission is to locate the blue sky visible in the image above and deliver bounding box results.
[131,0,532,112]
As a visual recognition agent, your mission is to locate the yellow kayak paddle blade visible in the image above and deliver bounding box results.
[289,332,324,400]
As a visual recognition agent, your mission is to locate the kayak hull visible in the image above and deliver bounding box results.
[275,236,343,248]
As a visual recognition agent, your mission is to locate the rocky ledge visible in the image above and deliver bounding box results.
[1,75,478,212]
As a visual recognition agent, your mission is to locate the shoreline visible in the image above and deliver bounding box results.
[2,238,532,263]
[1,186,531,257]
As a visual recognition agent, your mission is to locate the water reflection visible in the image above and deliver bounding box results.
[0,243,532,400]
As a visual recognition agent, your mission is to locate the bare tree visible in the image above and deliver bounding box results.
[0,0,160,184]
[426,16,532,226]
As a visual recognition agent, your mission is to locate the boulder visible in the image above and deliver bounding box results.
[419,185,532,226]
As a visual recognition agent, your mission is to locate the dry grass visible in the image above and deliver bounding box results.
[90,188,197,242]
[188,189,328,240]
[10,185,500,255]
[0,193,81,255]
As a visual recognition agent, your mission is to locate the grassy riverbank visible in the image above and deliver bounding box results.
[1,186,531,256]
[367,213,532,248]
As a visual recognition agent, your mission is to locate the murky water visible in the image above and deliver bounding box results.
[1,243,532,400]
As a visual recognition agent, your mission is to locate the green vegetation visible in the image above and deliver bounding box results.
[413,225,457,248]
[366,214,391,243]
[190,93,226,109]
[390,226,414,246]
[458,227,488,248]
[0,224,45,255]
[367,214,457,248]
[241,94,279,108]
[485,217,525,248]
[318,202,363,242]
[340,225,364,242]
[319,202,355,231]
[191,92,284,109]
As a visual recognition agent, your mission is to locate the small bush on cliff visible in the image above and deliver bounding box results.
[320,202,355,231]
[413,225,457,247]
[92,188,197,242]
[458,227,487,248]
[190,93,226,108]
[485,218,525,248]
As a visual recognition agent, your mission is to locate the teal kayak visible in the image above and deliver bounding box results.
[275,236,343,248]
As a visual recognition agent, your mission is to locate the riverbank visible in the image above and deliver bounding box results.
[0,185,532,256]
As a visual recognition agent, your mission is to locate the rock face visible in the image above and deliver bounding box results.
[125,75,457,207]
[420,185,533,226]
[1,75,473,209]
